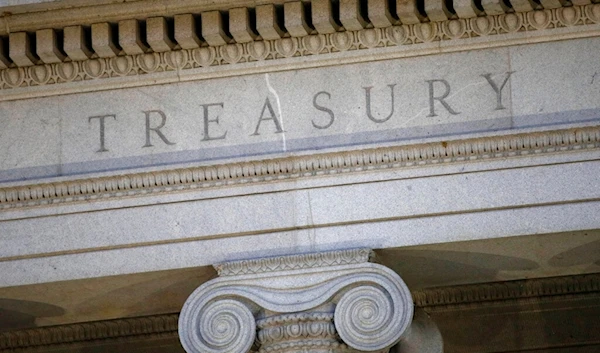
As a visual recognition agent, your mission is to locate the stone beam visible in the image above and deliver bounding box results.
[178,249,416,353]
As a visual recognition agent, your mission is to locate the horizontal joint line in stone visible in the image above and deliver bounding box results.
[0,126,598,210]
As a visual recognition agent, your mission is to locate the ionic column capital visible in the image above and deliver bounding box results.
[178,249,414,353]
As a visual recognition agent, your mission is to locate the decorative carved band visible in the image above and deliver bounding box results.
[0,314,179,351]
[256,308,376,353]
[0,3,599,101]
[1,126,598,211]
[412,272,600,308]
[1,273,597,351]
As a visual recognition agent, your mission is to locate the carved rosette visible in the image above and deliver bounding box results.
[179,249,414,353]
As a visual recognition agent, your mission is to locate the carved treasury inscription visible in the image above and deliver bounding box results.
[1,40,599,182]
[87,72,513,153]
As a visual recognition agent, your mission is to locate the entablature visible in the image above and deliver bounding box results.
[1,0,599,296]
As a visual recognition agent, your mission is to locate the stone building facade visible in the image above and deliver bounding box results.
[0,0,599,352]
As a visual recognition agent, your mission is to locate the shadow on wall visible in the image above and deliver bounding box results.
[0,299,65,331]
[71,272,215,320]
[432,295,600,352]
[377,249,539,288]
[549,239,600,267]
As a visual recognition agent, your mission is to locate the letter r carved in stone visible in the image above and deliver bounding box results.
[178,249,415,353]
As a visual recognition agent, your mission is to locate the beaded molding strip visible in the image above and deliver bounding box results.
[215,248,372,276]
[0,126,598,210]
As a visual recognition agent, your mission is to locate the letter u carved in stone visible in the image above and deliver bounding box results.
[178,249,416,353]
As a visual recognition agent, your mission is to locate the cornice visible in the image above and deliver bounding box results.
[1,273,597,351]
[0,2,599,101]
[0,126,598,211]
[0,0,280,34]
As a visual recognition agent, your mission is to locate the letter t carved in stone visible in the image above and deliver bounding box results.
[178,249,416,353]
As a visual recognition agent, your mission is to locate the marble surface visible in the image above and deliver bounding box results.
[1,37,599,183]
[0,36,599,288]
[0,0,56,5]
[0,230,598,330]
[1,157,599,287]
[1,159,599,261]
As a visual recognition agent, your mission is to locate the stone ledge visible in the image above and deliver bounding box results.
[0,0,285,36]
[1,126,598,211]
[0,314,179,351]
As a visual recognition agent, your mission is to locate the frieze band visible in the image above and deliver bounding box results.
[215,248,373,276]
[83,71,513,154]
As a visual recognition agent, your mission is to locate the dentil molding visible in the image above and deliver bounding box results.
[0,1,599,101]
[178,248,414,353]
[413,271,600,309]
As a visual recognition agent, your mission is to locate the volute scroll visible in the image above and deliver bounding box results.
[335,284,410,351]
[189,298,256,353]
[178,249,414,353]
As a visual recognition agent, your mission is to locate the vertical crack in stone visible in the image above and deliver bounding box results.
[265,73,287,152]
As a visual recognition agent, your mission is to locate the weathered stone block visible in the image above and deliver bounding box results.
[91,22,120,58]
[229,7,257,43]
[174,14,202,49]
[146,17,176,52]
[64,25,93,61]
[284,2,312,37]
[201,11,231,46]
[312,0,340,33]
[9,32,37,66]
[256,4,285,40]
[36,29,66,63]
[340,0,368,30]
[119,19,149,55]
